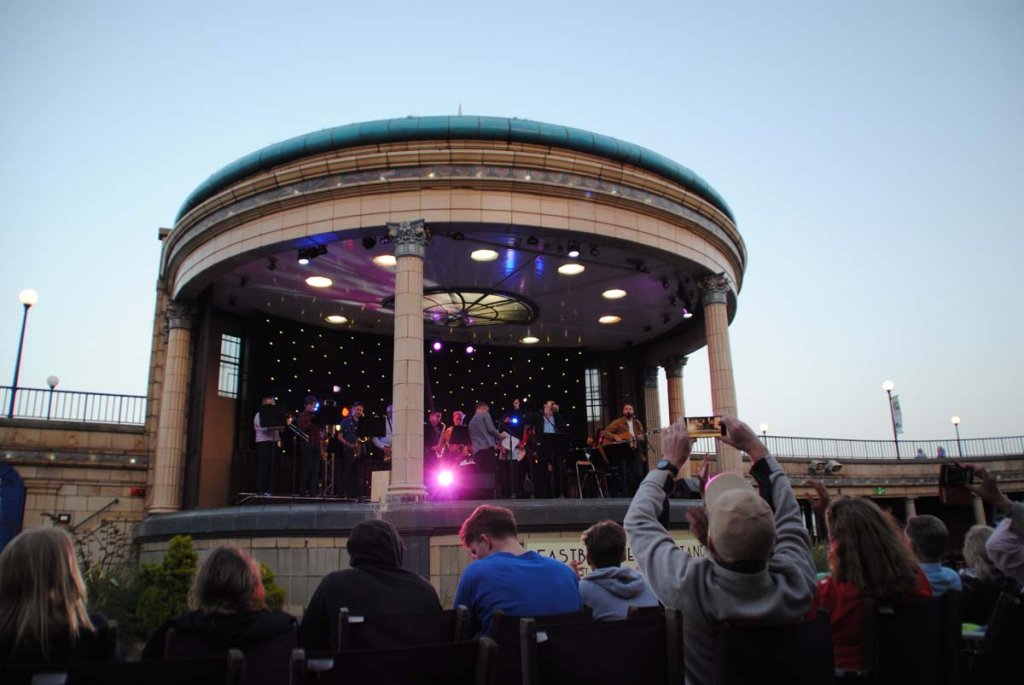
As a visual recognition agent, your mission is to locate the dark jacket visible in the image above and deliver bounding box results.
[298,519,441,650]
[142,609,296,661]
[0,614,115,665]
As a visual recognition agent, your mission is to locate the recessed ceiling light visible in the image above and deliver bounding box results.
[557,263,585,276]
[521,336,540,344]
[471,249,499,262]
[602,289,627,299]
[325,315,348,324]
[373,255,397,267]
[305,276,332,288]
[598,315,622,325]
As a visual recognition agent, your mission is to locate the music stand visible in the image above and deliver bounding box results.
[448,425,471,448]
[258,404,287,429]
[538,433,572,497]
[600,442,635,497]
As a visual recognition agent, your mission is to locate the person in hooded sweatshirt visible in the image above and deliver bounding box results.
[577,520,659,620]
[298,519,441,650]
[142,546,296,661]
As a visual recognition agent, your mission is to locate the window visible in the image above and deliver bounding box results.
[584,367,603,425]
[218,334,242,398]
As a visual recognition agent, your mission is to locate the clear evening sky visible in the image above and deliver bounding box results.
[1,1,1021,440]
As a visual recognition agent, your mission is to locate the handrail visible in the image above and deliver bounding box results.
[0,385,146,426]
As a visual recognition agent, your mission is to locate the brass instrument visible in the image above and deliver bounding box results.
[433,421,448,458]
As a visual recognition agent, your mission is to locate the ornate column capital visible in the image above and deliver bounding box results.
[699,273,732,306]
[643,367,660,388]
[388,219,429,259]
[165,301,196,331]
[661,355,688,379]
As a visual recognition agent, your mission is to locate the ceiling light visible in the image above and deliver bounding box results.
[305,276,332,288]
[373,255,397,267]
[521,336,540,344]
[557,263,585,276]
[361,236,377,250]
[602,289,627,299]
[599,315,622,324]
[465,345,475,354]
[567,241,581,259]
[298,256,310,266]
[325,315,348,324]
[471,249,499,261]
[432,341,443,351]
[298,245,328,264]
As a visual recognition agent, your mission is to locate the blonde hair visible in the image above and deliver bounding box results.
[189,547,266,614]
[825,496,922,599]
[962,525,997,581]
[0,527,94,659]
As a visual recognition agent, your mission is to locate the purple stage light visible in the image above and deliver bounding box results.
[437,469,454,487]
[465,345,475,354]
[432,341,443,351]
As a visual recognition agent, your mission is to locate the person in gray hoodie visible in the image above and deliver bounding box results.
[578,520,660,620]
[624,416,818,685]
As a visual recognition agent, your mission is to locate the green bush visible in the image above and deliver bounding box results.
[136,535,198,634]
[811,542,830,575]
[260,563,286,610]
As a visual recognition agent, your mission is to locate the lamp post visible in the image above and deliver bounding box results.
[882,380,900,459]
[7,289,39,418]
[46,375,59,420]
[758,423,769,441]
[951,415,963,458]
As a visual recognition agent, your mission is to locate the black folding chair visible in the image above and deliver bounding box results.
[166,622,296,685]
[490,608,593,685]
[2,649,244,685]
[334,606,469,651]
[860,591,961,685]
[289,639,496,685]
[962,591,1023,683]
[713,608,835,684]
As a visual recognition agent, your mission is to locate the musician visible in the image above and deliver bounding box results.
[253,395,281,495]
[468,402,508,493]
[296,395,322,496]
[500,398,525,439]
[603,403,646,496]
[442,411,470,460]
[424,411,444,460]
[337,402,365,498]
[527,400,568,498]
[372,404,394,459]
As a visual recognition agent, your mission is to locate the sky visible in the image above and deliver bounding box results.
[0,0,1021,441]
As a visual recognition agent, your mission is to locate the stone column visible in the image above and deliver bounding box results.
[700,274,741,472]
[387,219,430,503]
[149,301,194,514]
[905,497,917,520]
[661,356,688,424]
[972,495,987,525]
[642,367,662,470]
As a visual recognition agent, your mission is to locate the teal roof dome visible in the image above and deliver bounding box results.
[176,116,734,223]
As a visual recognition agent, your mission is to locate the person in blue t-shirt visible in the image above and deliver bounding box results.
[906,514,962,595]
[454,505,581,636]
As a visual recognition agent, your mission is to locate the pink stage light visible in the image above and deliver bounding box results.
[437,469,454,487]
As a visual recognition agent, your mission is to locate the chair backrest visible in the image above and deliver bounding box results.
[289,639,497,685]
[520,609,682,685]
[967,591,1024,682]
[334,606,469,651]
[490,608,595,685]
[165,623,296,685]
[713,609,834,685]
[626,604,665,619]
[3,650,244,685]
[862,590,961,685]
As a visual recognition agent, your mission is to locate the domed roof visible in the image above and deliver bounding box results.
[176,116,734,223]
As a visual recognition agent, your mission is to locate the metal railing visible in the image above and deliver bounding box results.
[761,435,1024,460]
[0,386,146,426]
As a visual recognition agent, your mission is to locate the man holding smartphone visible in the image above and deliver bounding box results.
[624,415,817,685]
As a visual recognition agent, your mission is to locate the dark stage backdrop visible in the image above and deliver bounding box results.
[245,313,588,434]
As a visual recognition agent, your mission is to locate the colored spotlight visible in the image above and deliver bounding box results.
[432,341,443,351]
[437,470,454,487]
[465,345,475,354]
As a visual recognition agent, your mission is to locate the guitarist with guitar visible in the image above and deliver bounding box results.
[603,403,647,496]
[337,402,365,498]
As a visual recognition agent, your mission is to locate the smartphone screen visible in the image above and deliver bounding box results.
[685,416,725,438]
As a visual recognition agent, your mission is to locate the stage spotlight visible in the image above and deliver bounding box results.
[682,308,694,319]
[465,345,475,354]
[809,460,827,474]
[298,254,309,266]
[362,236,377,249]
[590,245,600,257]
[451,232,466,241]
[432,341,443,351]
[567,241,581,259]
[825,459,843,474]
[267,256,277,271]
[661,278,670,289]
[437,470,454,487]
[298,245,328,264]
[526,235,539,246]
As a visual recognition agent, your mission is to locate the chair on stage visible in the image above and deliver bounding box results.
[490,608,593,685]
[2,650,245,685]
[288,639,497,685]
[165,623,296,685]
[334,606,470,651]
[520,608,683,685]
[713,608,835,685]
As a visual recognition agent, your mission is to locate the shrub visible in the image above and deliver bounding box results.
[136,535,198,634]
[260,563,286,610]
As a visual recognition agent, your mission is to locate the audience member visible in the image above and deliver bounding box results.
[454,505,580,636]
[969,467,1024,585]
[576,520,659,620]
[299,519,440,650]
[624,416,818,685]
[811,496,931,671]
[960,524,1021,625]
[143,546,294,660]
[0,527,114,664]
[906,514,962,595]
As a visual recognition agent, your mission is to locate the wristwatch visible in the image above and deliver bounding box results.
[655,459,679,478]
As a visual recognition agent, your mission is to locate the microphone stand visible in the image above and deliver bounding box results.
[286,421,308,496]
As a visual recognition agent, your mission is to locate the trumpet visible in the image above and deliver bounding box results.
[433,421,448,457]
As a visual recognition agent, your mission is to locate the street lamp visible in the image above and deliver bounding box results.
[46,375,59,420]
[882,380,900,459]
[7,289,39,418]
[951,415,963,458]
[758,423,769,439]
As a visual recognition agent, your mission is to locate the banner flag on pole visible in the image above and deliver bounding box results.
[891,395,903,435]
